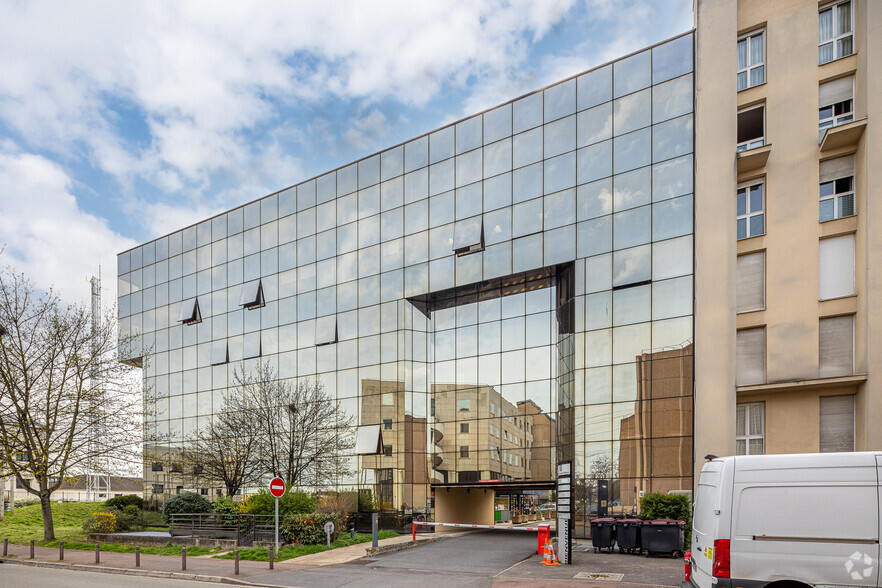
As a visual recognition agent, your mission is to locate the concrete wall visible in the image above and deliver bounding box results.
[695,0,881,472]
[434,487,495,532]
[694,0,738,484]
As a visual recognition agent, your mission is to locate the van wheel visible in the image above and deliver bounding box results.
[765,582,812,588]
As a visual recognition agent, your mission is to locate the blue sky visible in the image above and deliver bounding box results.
[0,0,692,305]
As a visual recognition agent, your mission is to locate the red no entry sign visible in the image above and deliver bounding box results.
[269,477,286,498]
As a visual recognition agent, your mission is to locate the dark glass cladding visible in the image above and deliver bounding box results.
[118,33,694,538]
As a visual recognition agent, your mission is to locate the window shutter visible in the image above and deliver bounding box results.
[736,327,765,386]
[736,252,765,312]
[819,235,855,300]
[819,395,854,452]
[818,75,854,107]
[819,155,855,183]
[819,315,853,377]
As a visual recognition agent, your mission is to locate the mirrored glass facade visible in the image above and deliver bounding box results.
[119,32,694,537]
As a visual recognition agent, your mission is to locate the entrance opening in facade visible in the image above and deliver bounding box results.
[408,263,575,527]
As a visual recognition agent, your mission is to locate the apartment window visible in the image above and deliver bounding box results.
[819,76,854,136]
[819,315,854,377]
[200,488,208,496]
[819,1,853,65]
[216,489,223,496]
[736,403,764,455]
[382,418,392,430]
[819,155,855,221]
[178,297,202,325]
[383,444,392,457]
[315,316,337,346]
[819,234,855,300]
[239,279,265,309]
[15,452,27,462]
[459,446,470,458]
[820,395,854,452]
[151,463,163,472]
[381,392,394,406]
[176,486,183,494]
[737,105,765,152]
[210,340,229,365]
[736,251,765,313]
[490,402,496,416]
[458,399,470,412]
[737,182,764,240]
[460,423,470,433]
[737,30,765,91]
[490,445,497,460]
[152,484,164,494]
[171,463,183,473]
[736,327,765,386]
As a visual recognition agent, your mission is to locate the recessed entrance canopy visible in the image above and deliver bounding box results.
[432,479,555,493]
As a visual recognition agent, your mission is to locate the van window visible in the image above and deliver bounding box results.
[735,485,877,540]
[694,483,720,535]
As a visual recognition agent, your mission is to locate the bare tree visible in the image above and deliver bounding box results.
[0,266,141,540]
[181,390,265,498]
[226,362,355,490]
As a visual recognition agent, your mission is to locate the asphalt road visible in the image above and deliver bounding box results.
[260,530,537,587]
[0,564,231,588]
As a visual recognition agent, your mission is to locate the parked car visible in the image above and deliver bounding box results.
[685,452,881,588]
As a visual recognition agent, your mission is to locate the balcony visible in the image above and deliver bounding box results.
[736,143,771,175]
[820,118,867,153]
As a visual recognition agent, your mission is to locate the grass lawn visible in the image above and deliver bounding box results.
[0,502,99,544]
[213,530,399,562]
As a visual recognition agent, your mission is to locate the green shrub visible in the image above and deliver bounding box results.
[162,492,212,522]
[639,492,692,549]
[241,489,314,516]
[212,495,240,527]
[280,513,341,545]
[105,495,144,510]
[11,497,41,508]
[109,505,149,531]
[83,512,117,534]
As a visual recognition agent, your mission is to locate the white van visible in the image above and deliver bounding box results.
[686,452,881,588]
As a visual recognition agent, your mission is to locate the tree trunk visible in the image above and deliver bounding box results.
[39,489,55,541]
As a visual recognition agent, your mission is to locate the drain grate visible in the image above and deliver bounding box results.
[573,572,625,581]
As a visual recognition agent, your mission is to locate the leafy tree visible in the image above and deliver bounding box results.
[0,265,142,540]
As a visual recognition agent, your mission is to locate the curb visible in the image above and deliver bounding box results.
[0,556,271,587]
[363,530,471,557]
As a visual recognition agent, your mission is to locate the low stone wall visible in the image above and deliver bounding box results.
[88,533,237,549]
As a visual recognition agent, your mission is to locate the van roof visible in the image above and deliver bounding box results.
[710,451,881,469]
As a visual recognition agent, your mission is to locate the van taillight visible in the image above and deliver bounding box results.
[712,539,730,579]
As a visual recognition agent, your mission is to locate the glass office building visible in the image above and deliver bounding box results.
[118,32,695,538]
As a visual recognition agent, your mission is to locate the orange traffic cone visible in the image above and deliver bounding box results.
[542,540,559,566]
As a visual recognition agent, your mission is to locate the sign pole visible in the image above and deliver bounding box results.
[268,477,286,556]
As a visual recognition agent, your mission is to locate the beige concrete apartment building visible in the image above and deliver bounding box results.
[695,0,881,481]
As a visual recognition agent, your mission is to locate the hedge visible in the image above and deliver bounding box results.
[280,513,341,545]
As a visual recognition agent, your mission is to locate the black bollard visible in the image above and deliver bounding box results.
[182,546,187,571]
[30,539,34,559]
[135,545,140,567]
[234,549,240,575]
[95,543,100,564]
[3,537,8,556]
[269,546,274,570]
[59,540,64,560]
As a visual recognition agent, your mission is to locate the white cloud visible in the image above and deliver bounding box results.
[0,147,137,306]
[344,109,392,151]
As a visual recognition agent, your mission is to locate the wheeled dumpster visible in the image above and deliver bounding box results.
[640,518,685,557]
[615,518,643,554]
[590,517,617,552]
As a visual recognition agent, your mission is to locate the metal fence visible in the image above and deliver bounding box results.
[168,513,275,546]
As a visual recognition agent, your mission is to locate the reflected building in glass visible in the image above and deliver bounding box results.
[118,32,695,538]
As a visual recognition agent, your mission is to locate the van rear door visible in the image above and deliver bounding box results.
[691,461,726,588]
